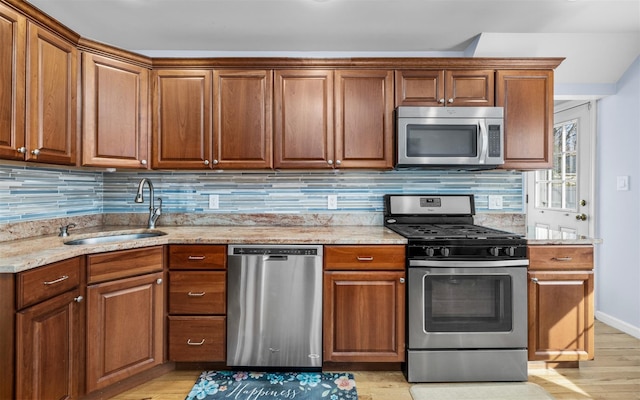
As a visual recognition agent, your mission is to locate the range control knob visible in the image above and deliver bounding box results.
[489,247,501,257]
[424,247,435,257]
[505,247,516,257]
[440,247,450,257]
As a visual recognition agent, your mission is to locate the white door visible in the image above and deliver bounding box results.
[526,101,595,238]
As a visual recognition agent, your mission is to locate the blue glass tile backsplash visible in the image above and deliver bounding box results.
[0,165,524,223]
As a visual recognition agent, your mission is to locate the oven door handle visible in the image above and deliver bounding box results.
[409,259,529,268]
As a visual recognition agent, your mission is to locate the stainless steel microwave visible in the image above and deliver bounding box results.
[395,106,504,169]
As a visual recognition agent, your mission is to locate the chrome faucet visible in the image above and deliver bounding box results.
[134,178,162,229]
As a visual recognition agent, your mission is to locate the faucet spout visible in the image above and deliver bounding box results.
[135,178,162,229]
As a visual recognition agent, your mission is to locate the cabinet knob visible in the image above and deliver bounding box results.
[335,160,341,166]
[156,278,163,285]
[140,159,147,165]
[31,148,41,156]
[438,98,445,104]
[531,277,539,283]
[327,160,333,165]
[203,160,210,166]
[74,295,83,303]
[212,159,219,165]
[17,147,27,154]
[399,277,405,284]
[448,98,454,103]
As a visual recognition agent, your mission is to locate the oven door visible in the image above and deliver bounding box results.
[408,260,527,350]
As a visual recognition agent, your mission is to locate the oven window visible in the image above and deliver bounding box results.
[424,274,512,332]
[407,124,477,157]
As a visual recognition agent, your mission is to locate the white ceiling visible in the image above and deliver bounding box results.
[26,0,640,88]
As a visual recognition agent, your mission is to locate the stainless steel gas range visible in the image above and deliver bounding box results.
[384,194,529,383]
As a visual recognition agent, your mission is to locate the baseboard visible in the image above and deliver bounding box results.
[596,311,640,339]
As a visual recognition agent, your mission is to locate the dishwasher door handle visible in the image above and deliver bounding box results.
[264,255,288,261]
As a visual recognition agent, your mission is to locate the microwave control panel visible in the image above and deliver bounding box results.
[488,125,502,157]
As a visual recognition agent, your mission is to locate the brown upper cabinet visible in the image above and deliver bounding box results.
[0,7,78,166]
[82,51,150,169]
[274,69,394,169]
[395,69,495,107]
[213,69,273,169]
[152,69,213,169]
[497,70,554,170]
[25,22,78,165]
[0,2,26,161]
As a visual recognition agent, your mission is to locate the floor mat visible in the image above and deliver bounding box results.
[410,382,554,400]
[186,371,358,400]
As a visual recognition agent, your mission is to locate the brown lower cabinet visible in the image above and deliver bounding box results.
[167,244,227,362]
[85,247,164,393]
[15,257,83,400]
[323,245,405,362]
[527,245,595,362]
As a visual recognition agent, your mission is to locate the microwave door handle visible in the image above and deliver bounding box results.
[478,121,488,163]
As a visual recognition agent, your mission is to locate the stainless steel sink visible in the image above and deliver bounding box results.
[63,231,167,245]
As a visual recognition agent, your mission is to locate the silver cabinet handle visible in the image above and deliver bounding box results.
[188,255,206,260]
[187,291,205,297]
[357,256,374,261]
[74,295,83,303]
[187,339,205,346]
[17,147,27,154]
[531,277,539,283]
[31,148,40,156]
[43,275,69,285]
[156,278,163,285]
[552,257,573,262]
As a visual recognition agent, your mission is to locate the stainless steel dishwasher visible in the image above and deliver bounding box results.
[226,244,323,368]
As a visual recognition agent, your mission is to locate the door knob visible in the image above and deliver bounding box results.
[576,213,587,221]
[580,200,587,206]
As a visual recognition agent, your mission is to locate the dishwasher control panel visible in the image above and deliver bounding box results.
[229,245,321,256]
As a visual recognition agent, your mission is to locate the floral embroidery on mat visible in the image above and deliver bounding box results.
[185,371,358,400]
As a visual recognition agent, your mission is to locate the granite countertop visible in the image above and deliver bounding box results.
[525,226,603,245]
[0,225,407,273]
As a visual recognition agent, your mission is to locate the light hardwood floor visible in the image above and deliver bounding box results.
[113,321,639,400]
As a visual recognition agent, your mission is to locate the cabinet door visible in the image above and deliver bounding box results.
[323,270,405,362]
[496,70,554,170]
[152,69,212,169]
[82,52,150,168]
[86,272,164,393]
[445,70,495,106]
[213,69,272,169]
[395,70,444,106]
[16,289,81,400]
[335,70,394,169]
[0,3,26,161]
[25,22,78,165]
[274,69,334,169]
[528,270,594,361]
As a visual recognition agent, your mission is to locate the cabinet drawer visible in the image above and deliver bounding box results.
[169,271,226,314]
[17,257,82,309]
[169,245,226,270]
[528,245,594,271]
[324,245,405,270]
[168,316,225,362]
[87,246,163,284]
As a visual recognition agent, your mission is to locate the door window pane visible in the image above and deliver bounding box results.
[535,118,579,211]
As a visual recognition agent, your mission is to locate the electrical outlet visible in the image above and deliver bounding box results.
[488,195,503,210]
[327,195,338,210]
[209,194,219,209]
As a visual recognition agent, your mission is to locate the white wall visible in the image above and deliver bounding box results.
[595,55,640,338]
